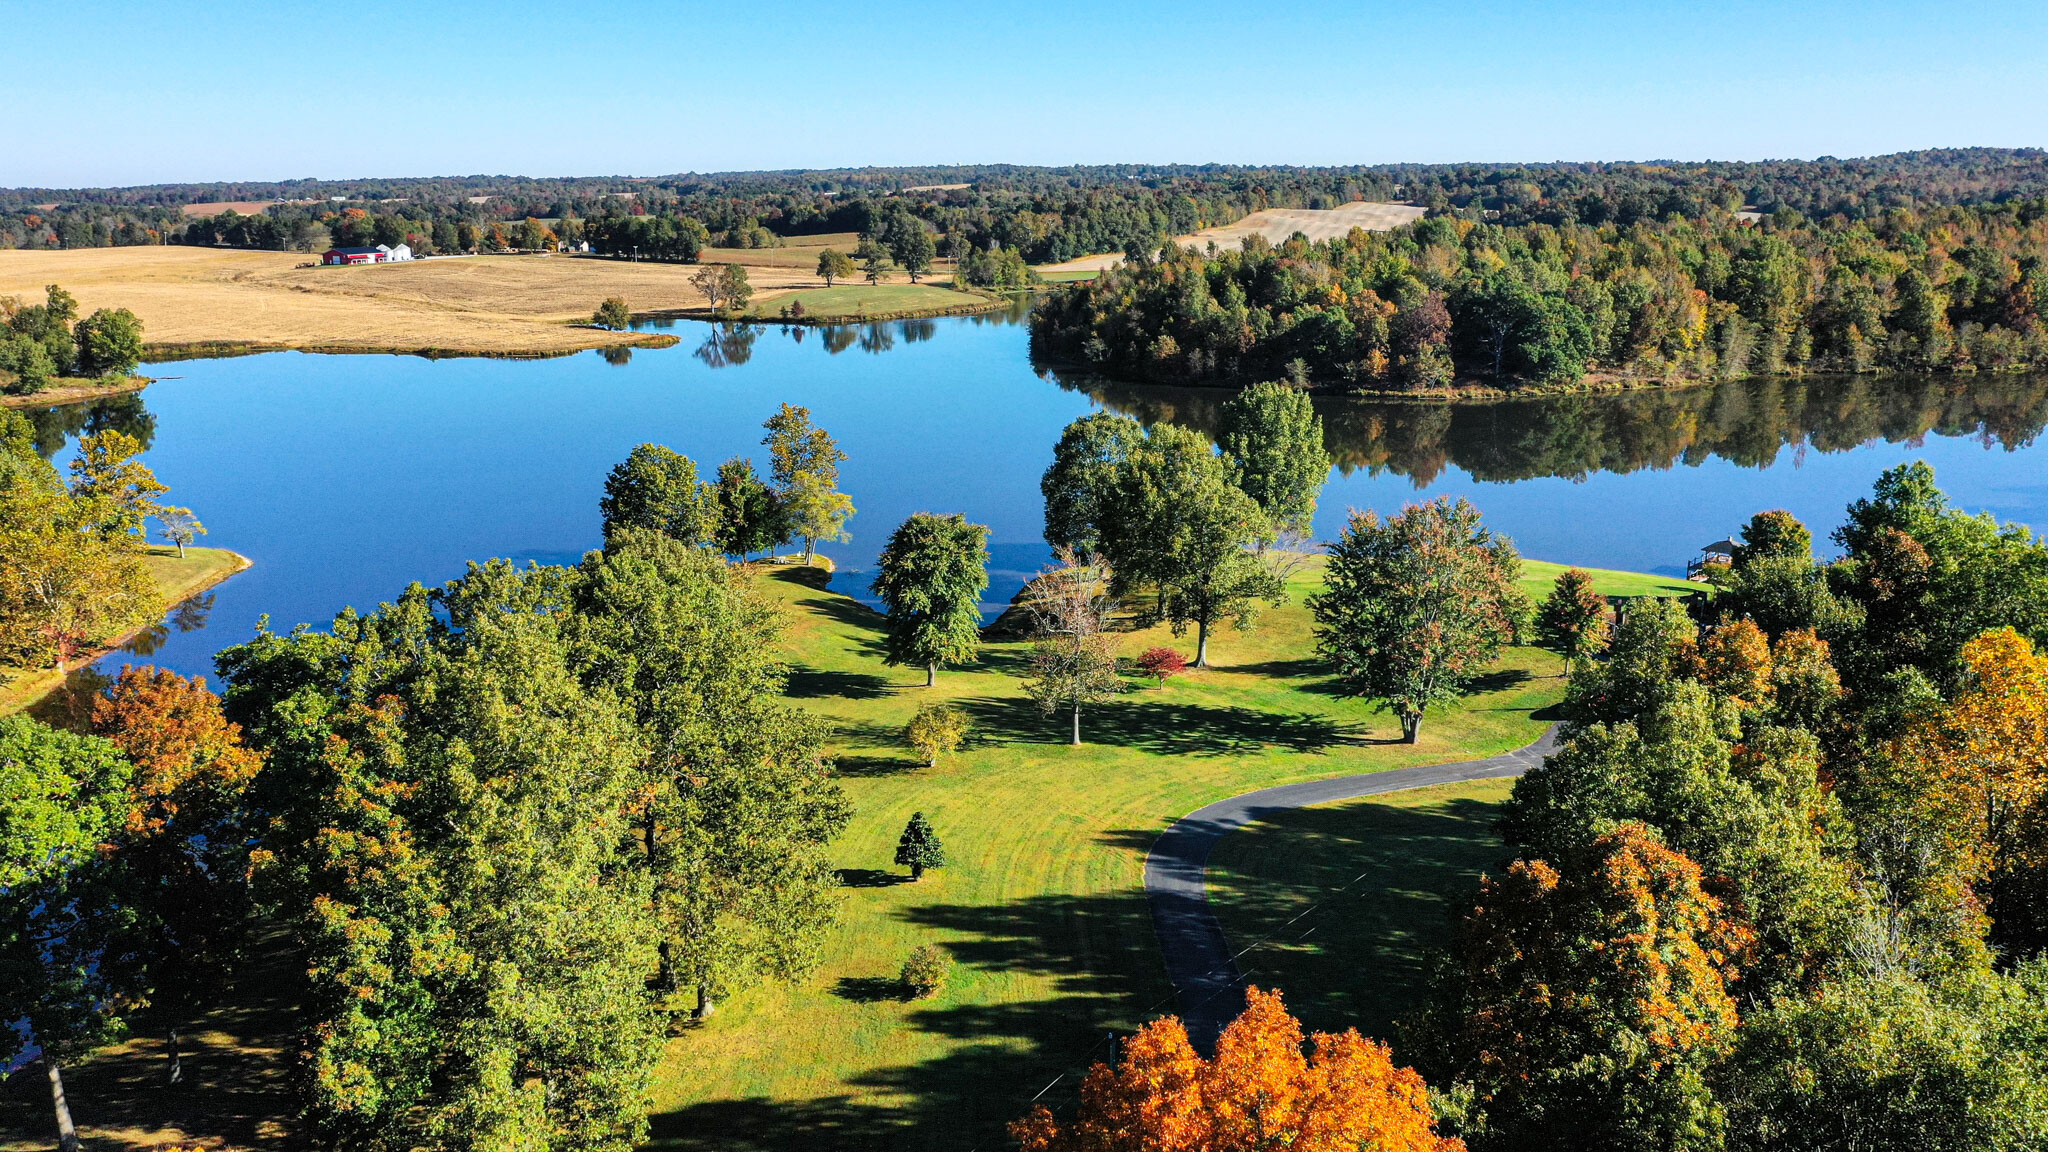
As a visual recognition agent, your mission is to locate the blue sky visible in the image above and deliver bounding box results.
[10,0,2046,187]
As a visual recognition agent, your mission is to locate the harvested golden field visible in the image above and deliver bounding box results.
[1036,201,1428,273]
[0,247,824,358]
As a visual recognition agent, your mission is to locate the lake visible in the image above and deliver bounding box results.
[23,305,2048,682]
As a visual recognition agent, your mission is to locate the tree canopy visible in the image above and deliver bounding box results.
[871,512,990,685]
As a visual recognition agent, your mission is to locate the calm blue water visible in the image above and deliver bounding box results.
[28,311,2048,681]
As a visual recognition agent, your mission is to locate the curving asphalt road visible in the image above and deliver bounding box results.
[1143,724,1560,1050]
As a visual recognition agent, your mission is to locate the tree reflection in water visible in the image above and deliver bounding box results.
[21,392,156,458]
[693,323,761,369]
[1046,370,2048,485]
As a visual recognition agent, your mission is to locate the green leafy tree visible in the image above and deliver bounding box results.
[762,404,852,565]
[901,943,950,998]
[1732,508,1814,570]
[1310,498,1529,742]
[72,308,143,378]
[1534,567,1609,678]
[1722,964,2048,1152]
[720,263,753,313]
[872,513,990,685]
[567,533,851,1020]
[856,235,892,284]
[895,811,947,880]
[1098,422,1281,667]
[0,716,135,1152]
[215,563,671,1150]
[891,225,936,283]
[68,429,167,543]
[0,331,58,393]
[599,443,714,545]
[1217,380,1331,535]
[711,456,784,559]
[906,703,971,767]
[593,296,631,329]
[1041,413,1146,560]
[816,248,856,287]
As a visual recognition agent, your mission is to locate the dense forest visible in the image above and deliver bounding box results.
[8,149,2048,270]
[1033,199,2048,391]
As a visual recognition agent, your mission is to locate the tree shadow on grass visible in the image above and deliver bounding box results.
[1207,796,1510,1044]
[786,667,893,700]
[1462,668,1534,696]
[837,868,913,889]
[949,695,1371,755]
[649,890,1164,1152]
[834,976,912,1003]
[833,752,924,777]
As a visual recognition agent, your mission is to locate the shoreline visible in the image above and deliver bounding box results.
[0,546,253,717]
[140,331,683,364]
[1,374,151,409]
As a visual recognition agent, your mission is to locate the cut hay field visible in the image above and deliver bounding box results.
[1035,201,1429,274]
[0,248,797,358]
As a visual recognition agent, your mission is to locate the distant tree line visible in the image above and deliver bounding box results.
[16,150,2048,272]
[1034,199,2048,391]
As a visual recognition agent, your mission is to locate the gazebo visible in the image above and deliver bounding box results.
[1688,537,1740,580]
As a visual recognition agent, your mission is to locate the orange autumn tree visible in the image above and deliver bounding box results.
[1701,616,1773,710]
[90,665,263,1084]
[1420,822,1751,1151]
[1011,986,1460,1152]
[1897,628,2048,902]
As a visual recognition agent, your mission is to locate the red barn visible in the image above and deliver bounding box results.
[322,246,385,266]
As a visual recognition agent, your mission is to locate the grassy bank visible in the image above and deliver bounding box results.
[740,284,999,322]
[0,545,250,717]
[0,374,149,409]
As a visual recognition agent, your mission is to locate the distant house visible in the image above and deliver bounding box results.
[322,243,414,266]
[1689,537,1740,580]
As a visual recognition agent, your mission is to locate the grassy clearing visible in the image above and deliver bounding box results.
[645,560,1566,1151]
[742,284,994,322]
[1206,778,1514,1043]
[0,545,248,717]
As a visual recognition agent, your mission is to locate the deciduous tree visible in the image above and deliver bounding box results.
[1041,412,1145,560]
[1311,498,1528,742]
[872,513,989,685]
[1419,824,1750,1152]
[1099,422,1281,667]
[711,456,784,559]
[71,308,143,378]
[905,703,970,767]
[1533,567,1608,679]
[1012,986,1460,1152]
[816,248,855,287]
[593,296,631,329]
[155,505,203,558]
[1022,550,1123,744]
[599,443,715,545]
[1217,380,1330,535]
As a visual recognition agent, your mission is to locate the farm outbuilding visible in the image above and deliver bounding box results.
[321,244,414,266]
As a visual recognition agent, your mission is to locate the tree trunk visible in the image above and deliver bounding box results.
[694,986,715,1020]
[176,542,187,558]
[1195,618,1211,668]
[911,862,924,881]
[1071,702,1082,746]
[47,1060,78,1152]
[1401,711,1421,744]
[926,662,936,688]
[803,537,816,567]
[166,1024,183,1086]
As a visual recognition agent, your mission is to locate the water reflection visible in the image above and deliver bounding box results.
[694,324,761,369]
[119,592,216,658]
[629,293,1032,366]
[1052,370,2048,486]
[21,392,156,457]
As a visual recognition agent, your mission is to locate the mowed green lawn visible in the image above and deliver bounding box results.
[647,558,1682,1151]
[743,284,989,321]
[1206,778,1516,1044]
